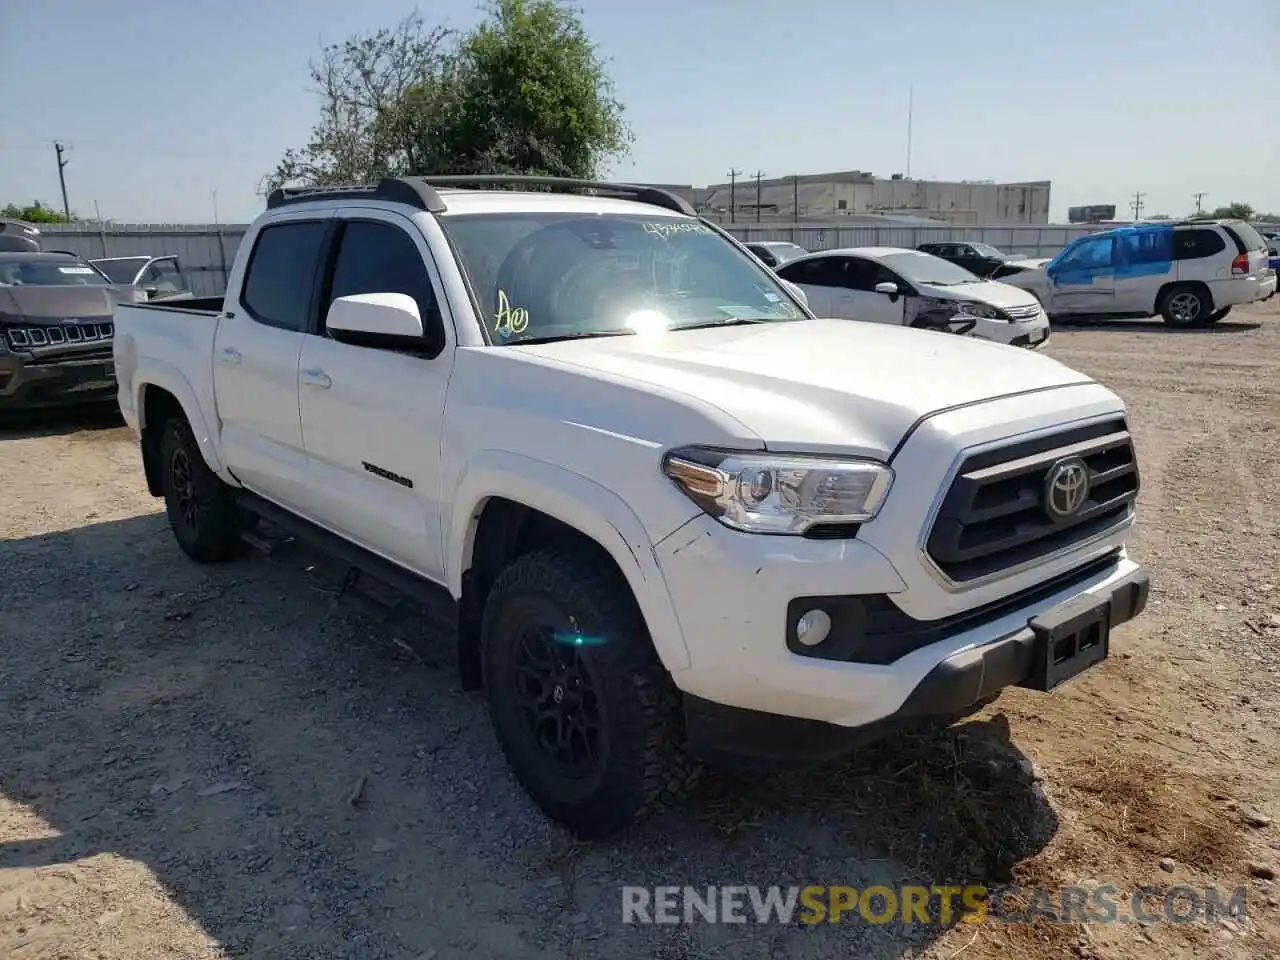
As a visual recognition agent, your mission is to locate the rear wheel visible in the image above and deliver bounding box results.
[480,548,693,838]
[1158,285,1212,328]
[159,417,247,562]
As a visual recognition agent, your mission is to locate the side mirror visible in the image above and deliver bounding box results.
[326,292,427,349]
[142,285,159,300]
[781,280,808,309]
[875,281,899,296]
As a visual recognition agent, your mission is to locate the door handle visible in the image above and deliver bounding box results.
[218,347,242,365]
[301,367,332,390]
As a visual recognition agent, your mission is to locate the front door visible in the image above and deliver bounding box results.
[1045,234,1116,314]
[298,211,454,582]
[776,256,847,316]
[212,216,330,507]
[829,257,909,325]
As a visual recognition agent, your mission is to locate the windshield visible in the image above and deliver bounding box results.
[93,258,147,282]
[440,213,806,344]
[0,256,114,287]
[876,251,982,286]
[970,242,1006,258]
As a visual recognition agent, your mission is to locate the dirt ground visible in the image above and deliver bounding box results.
[2,298,1279,960]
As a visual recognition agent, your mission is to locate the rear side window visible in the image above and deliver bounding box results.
[325,219,444,353]
[778,257,846,287]
[1172,229,1226,261]
[1221,221,1265,253]
[241,221,328,331]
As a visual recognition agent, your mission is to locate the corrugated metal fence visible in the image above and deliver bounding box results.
[39,221,1103,297]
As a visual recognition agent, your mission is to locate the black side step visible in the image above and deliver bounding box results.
[236,491,457,621]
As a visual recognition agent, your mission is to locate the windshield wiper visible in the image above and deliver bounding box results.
[667,316,801,331]
[505,330,637,346]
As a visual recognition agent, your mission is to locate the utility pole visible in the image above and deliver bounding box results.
[906,85,914,179]
[751,171,765,223]
[54,142,71,222]
[726,169,741,224]
[1192,192,1206,215]
[791,174,800,223]
[1130,191,1146,221]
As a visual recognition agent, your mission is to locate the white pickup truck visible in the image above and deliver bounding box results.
[114,176,1149,839]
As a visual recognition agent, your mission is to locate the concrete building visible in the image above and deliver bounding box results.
[678,171,1050,226]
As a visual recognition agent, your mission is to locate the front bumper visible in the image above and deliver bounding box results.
[655,510,1147,765]
[0,352,119,409]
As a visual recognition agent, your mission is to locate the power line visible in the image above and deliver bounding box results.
[1192,192,1206,215]
[1130,191,1146,221]
[54,142,71,221]
[726,168,741,224]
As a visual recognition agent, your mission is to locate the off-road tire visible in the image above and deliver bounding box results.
[1158,284,1213,328]
[159,416,247,562]
[480,548,695,839]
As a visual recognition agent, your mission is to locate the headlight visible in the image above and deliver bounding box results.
[952,300,1002,319]
[662,447,894,534]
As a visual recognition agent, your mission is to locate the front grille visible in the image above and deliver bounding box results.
[925,418,1139,583]
[5,322,114,350]
[1002,303,1042,321]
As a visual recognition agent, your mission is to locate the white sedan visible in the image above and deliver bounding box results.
[776,246,1051,348]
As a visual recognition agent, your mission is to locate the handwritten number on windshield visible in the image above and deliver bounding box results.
[494,289,530,338]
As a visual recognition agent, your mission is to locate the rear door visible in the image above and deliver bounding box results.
[776,256,842,315]
[212,214,330,507]
[1219,220,1270,280]
[297,209,454,581]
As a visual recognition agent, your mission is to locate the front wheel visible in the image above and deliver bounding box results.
[480,549,693,838]
[1158,285,1212,328]
[159,416,247,562]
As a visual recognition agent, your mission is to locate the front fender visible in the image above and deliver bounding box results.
[447,450,694,673]
[133,359,233,483]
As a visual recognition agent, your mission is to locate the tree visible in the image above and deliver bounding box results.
[433,0,632,177]
[268,1,632,188]
[1,201,73,224]
[267,11,456,189]
[1209,202,1255,221]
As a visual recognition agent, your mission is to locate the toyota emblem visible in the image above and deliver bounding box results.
[1044,457,1089,519]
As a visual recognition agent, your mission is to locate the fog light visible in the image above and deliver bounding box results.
[795,608,832,647]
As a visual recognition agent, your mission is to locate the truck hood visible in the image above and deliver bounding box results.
[515,318,1095,459]
[918,279,1041,310]
[0,284,127,323]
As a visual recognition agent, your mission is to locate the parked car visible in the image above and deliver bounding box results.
[776,247,1050,348]
[91,255,193,301]
[0,251,144,410]
[1267,236,1280,273]
[1002,220,1277,327]
[742,240,808,269]
[916,241,1048,280]
[0,218,42,253]
[114,175,1148,839]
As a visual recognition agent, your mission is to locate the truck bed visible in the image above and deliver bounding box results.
[112,300,224,434]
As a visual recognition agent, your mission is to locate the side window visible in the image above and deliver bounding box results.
[1057,236,1114,271]
[1118,229,1173,266]
[779,257,844,287]
[955,245,975,257]
[241,221,329,331]
[325,219,444,351]
[872,263,910,293]
[1172,229,1226,261]
[843,258,878,291]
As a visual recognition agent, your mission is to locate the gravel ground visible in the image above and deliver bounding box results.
[2,298,1279,960]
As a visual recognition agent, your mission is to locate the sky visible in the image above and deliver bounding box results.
[1,0,1276,225]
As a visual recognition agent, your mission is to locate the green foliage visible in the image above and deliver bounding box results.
[1208,203,1255,221]
[267,1,632,190]
[1,201,72,224]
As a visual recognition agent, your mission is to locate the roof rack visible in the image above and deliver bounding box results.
[266,179,448,213]
[415,175,696,216]
[265,175,695,217]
